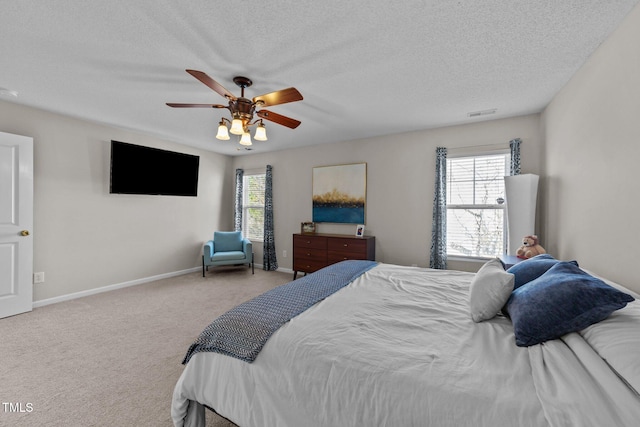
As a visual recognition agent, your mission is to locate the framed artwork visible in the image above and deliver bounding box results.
[301,222,316,234]
[312,163,366,224]
[355,224,365,237]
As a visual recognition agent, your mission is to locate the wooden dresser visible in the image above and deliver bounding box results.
[293,233,375,279]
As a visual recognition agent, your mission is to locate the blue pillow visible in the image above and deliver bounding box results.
[507,254,578,289]
[505,262,634,347]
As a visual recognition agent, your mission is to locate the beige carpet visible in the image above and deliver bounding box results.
[0,266,292,427]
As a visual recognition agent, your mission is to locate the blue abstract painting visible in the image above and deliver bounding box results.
[312,163,366,224]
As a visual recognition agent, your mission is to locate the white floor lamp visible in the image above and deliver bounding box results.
[504,174,539,256]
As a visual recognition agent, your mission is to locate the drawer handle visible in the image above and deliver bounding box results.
[343,244,348,247]
[306,253,311,256]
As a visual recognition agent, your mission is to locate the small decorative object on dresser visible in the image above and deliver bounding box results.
[301,222,316,234]
[355,224,365,237]
[293,233,375,279]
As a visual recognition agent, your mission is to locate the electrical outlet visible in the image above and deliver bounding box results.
[33,272,45,284]
[282,250,287,258]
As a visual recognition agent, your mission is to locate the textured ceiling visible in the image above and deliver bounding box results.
[1,1,638,156]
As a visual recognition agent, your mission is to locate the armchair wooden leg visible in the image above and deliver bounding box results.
[252,252,254,274]
[202,256,205,277]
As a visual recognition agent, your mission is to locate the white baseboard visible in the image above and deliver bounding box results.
[33,266,200,308]
[33,264,295,308]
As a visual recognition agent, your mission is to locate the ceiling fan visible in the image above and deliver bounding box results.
[167,69,303,146]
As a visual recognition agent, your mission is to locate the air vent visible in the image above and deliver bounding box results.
[467,108,496,118]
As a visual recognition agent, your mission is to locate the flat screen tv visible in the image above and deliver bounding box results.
[110,140,200,196]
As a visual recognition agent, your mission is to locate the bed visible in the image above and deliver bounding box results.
[171,258,640,427]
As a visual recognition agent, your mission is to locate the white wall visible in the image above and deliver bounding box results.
[542,2,640,293]
[0,100,234,302]
[234,114,542,274]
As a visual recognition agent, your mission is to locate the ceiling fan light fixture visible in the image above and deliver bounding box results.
[167,70,303,148]
[254,122,267,141]
[239,131,252,146]
[230,118,244,135]
[216,120,230,140]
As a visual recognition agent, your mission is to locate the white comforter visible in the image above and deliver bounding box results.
[172,263,640,427]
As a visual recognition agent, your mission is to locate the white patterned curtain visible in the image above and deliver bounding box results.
[263,165,278,270]
[430,147,447,269]
[234,168,243,232]
[510,138,521,176]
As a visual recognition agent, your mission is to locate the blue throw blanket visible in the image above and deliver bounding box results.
[183,260,377,363]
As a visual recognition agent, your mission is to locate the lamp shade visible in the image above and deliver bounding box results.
[504,174,539,255]
[239,132,252,146]
[254,124,267,141]
[216,122,230,140]
[230,118,244,135]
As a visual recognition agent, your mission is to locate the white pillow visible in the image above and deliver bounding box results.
[469,258,515,322]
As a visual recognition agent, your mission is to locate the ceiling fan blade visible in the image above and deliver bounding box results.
[166,103,227,108]
[257,109,301,129]
[186,69,236,100]
[253,87,303,107]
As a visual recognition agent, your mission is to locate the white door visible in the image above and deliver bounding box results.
[0,132,34,318]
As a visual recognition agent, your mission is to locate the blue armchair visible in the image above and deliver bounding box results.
[202,231,254,277]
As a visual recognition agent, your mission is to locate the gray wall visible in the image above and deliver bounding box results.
[0,101,234,302]
[541,2,640,293]
[233,114,543,274]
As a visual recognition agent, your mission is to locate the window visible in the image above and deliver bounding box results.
[243,173,266,241]
[447,153,509,258]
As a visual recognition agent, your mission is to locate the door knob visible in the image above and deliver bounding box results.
[20,230,30,236]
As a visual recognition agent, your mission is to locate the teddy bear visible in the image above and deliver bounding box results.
[516,235,546,259]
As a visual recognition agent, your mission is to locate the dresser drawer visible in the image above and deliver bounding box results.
[327,238,368,254]
[293,234,327,250]
[328,250,368,264]
[293,258,327,274]
[295,246,327,260]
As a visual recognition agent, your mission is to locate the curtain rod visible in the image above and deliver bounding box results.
[447,142,509,154]
[243,167,267,174]
[445,138,520,152]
